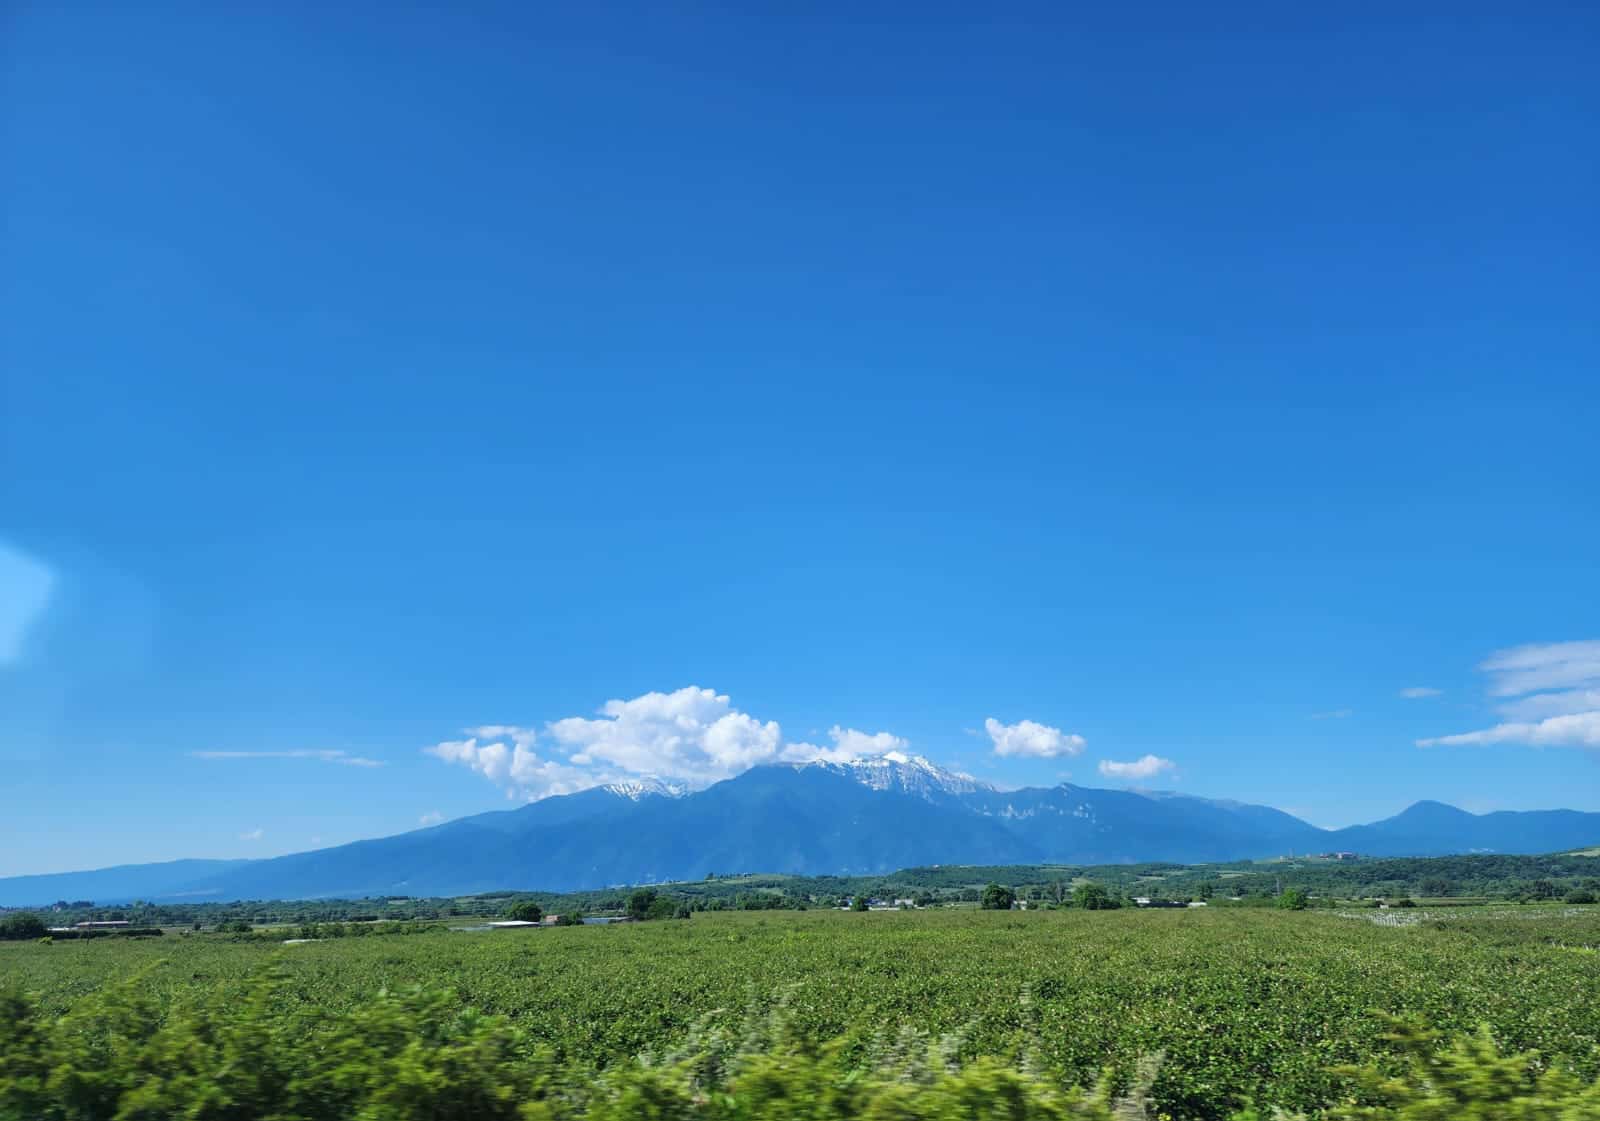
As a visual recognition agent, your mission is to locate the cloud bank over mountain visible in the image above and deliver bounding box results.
[425,686,926,800]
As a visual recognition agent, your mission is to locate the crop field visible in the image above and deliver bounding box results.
[5,906,1600,1119]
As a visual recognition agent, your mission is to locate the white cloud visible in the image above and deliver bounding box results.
[1398,687,1441,699]
[984,717,1086,758]
[1495,689,1600,721]
[1417,640,1600,751]
[426,687,921,800]
[419,810,444,827]
[191,749,384,768]
[781,726,909,764]
[1479,641,1600,697]
[239,827,264,842]
[467,725,538,748]
[0,543,55,665]
[1098,755,1176,781]
[423,736,604,799]
[548,687,783,782]
[1418,712,1600,750]
[1310,709,1352,720]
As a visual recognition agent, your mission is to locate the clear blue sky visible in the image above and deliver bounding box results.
[3,1,1596,876]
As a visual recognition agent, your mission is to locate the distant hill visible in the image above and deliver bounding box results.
[3,756,1597,905]
[0,859,249,907]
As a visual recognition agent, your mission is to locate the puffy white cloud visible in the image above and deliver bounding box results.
[419,810,444,827]
[1398,687,1441,699]
[1418,639,1600,752]
[1418,712,1600,750]
[548,687,782,782]
[192,749,384,768]
[1097,755,1176,781]
[426,688,924,800]
[423,736,602,799]
[984,718,1085,758]
[781,726,909,764]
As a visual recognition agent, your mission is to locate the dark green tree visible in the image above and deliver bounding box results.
[1072,882,1119,910]
[626,889,658,921]
[1276,887,1310,910]
[980,883,1016,910]
[0,913,46,940]
[506,901,542,924]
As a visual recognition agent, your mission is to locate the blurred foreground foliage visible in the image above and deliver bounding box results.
[4,971,1600,1120]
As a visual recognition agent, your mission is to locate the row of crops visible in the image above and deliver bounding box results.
[4,907,1599,1118]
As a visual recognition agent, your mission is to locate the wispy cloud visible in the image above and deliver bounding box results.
[1399,687,1441,699]
[1098,755,1176,781]
[191,749,384,768]
[1419,712,1600,749]
[1417,640,1600,751]
[984,717,1085,759]
[0,542,55,666]
[239,827,264,842]
[419,810,444,827]
[1311,709,1352,720]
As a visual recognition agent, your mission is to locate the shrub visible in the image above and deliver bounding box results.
[508,900,543,923]
[6,977,1600,1121]
[981,883,1016,910]
[0,914,46,941]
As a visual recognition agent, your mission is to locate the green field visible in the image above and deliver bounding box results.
[6,906,1600,1119]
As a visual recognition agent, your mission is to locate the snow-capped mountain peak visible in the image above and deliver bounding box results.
[797,751,993,800]
[601,778,689,801]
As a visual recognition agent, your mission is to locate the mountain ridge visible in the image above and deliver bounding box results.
[4,755,1597,905]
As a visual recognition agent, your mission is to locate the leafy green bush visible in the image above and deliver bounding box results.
[0,914,45,941]
[1240,1017,1600,1119]
[509,900,544,923]
[981,882,1016,910]
[0,974,1137,1120]
[1277,887,1310,910]
[1072,882,1120,910]
[7,974,1600,1120]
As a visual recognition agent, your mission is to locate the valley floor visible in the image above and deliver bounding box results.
[4,907,1600,1119]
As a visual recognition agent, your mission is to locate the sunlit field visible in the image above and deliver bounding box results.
[6,906,1600,1119]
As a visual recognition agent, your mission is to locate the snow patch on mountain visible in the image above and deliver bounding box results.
[602,778,689,801]
[797,752,994,799]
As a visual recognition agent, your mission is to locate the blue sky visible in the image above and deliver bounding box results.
[3,2,1597,876]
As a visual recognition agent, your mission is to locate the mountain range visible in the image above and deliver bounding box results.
[5,753,1598,906]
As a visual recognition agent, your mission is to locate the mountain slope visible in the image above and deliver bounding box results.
[4,758,1598,904]
[1326,802,1600,856]
[0,859,250,906]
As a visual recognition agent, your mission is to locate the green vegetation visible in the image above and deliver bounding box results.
[5,907,1600,1118]
[0,914,46,941]
[1072,882,1121,910]
[980,882,1015,910]
[508,901,543,924]
[14,849,1599,931]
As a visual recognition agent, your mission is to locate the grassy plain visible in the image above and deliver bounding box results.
[6,906,1600,1118]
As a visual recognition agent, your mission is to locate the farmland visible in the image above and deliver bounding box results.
[5,905,1600,1118]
